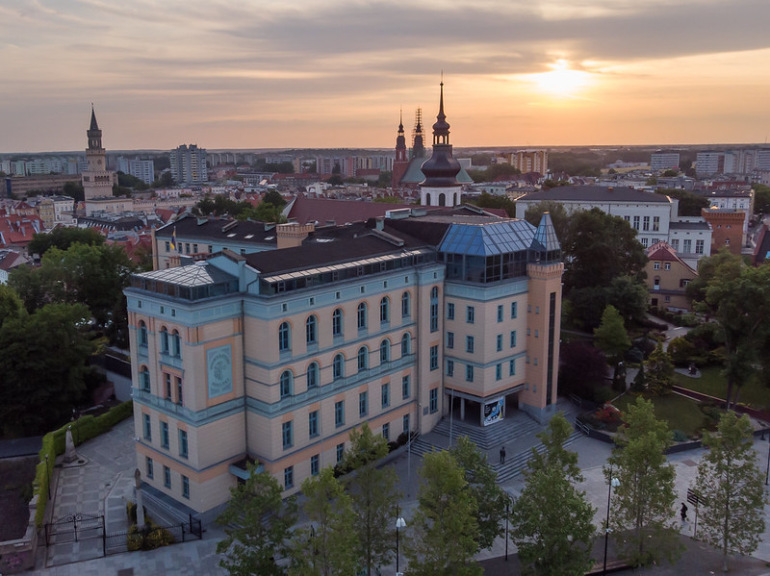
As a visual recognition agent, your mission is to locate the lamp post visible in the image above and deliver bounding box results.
[395,515,406,575]
[603,473,620,575]
[765,433,770,486]
[45,454,51,499]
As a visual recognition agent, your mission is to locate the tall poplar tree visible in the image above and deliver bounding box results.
[511,413,596,576]
[404,450,482,576]
[216,466,297,576]
[342,424,401,576]
[606,397,681,567]
[693,411,767,573]
[288,467,358,576]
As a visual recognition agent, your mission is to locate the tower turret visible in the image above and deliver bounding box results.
[419,81,462,207]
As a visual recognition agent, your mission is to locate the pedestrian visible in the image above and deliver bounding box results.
[499,446,506,465]
[680,502,688,522]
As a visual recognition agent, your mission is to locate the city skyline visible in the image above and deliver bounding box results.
[2,0,770,153]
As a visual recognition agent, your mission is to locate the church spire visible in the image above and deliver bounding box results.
[87,104,103,151]
[420,78,461,191]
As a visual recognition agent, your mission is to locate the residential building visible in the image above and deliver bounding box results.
[170,145,208,185]
[650,151,680,172]
[645,242,697,312]
[695,152,724,177]
[152,215,278,270]
[698,188,753,245]
[511,150,548,175]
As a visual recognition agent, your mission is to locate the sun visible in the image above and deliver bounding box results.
[532,59,591,98]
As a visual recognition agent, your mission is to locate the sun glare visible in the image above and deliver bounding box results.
[532,59,591,98]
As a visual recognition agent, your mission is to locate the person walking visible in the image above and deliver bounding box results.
[499,446,506,465]
[680,502,688,522]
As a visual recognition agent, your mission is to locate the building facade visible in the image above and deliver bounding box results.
[126,210,563,520]
[650,152,680,172]
[511,150,548,175]
[645,242,697,312]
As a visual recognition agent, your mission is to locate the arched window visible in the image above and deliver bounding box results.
[138,321,148,347]
[332,308,343,337]
[171,330,181,358]
[357,302,367,329]
[380,339,391,364]
[333,354,344,380]
[430,286,439,332]
[306,315,317,345]
[160,327,169,354]
[280,370,293,399]
[307,362,320,389]
[139,366,150,392]
[401,292,410,318]
[401,333,411,357]
[278,322,290,352]
[357,346,369,371]
[380,297,390,324]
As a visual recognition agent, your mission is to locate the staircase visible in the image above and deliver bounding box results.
[410,398,585,483]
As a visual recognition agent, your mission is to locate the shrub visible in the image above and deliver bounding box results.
[668,337,696,366]
[672,429,689,442]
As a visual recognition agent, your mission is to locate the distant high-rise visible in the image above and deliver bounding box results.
[695,151,724,177]
[170,144,208,185]
[81,106,117,200]
[511,150,548,175]
[650,151,680,172]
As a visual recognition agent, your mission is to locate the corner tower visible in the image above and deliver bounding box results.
[81,105,117,200]
[420,81,462,207]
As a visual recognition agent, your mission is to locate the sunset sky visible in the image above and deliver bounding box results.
[2,0,770,153]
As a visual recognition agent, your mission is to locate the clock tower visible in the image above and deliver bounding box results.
[81,105,117,200]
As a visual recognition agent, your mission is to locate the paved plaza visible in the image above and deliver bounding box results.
[30,409,770,575]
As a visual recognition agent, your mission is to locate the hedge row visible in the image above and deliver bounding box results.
[34,401,134,528]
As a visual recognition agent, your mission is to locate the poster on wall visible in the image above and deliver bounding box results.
[483,397,504,427]
[207,344,233,398]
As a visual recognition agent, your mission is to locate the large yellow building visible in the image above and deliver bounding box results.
[124,86,564,521]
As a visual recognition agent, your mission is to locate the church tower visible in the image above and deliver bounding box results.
[81,105,117,200]
[391,110,409,189]
[419,81,462,207]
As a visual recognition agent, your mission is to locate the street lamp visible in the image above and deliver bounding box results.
[395,515,406,576]
[765,433,770,486]
[603,473,620,575]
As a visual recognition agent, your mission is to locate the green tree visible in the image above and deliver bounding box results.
[342,424,400,576]
[10,243,135,346]
[594,305,631,389]
[562,208,647,293]
[27,227,105,257]
[655,188,709,217]
[645,341,675,394]
[693,411,767,572]
[288,467,358,576]
[262,190,286,208]
[0,303,99,436]
[373,195,402,204]
[607,397,680,567]
[687,253,770,408]
[469,192,515,217]
[63,181,85,201]
[523,200,569,242]
[511,413,596,576]
[376,171,392,188]
[327,174,344,186]
[449,436,507,551]
[404,450,482,576]
[752,183,770,215]
[0,284,25,326]
[632,362,646,392]
[216,466,297,576]
[606,275,648,325]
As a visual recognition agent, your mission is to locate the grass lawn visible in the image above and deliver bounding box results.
[613,392,714,439]
[673,366,770,410]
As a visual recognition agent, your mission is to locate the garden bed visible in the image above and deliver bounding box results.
[0,456,37,541]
